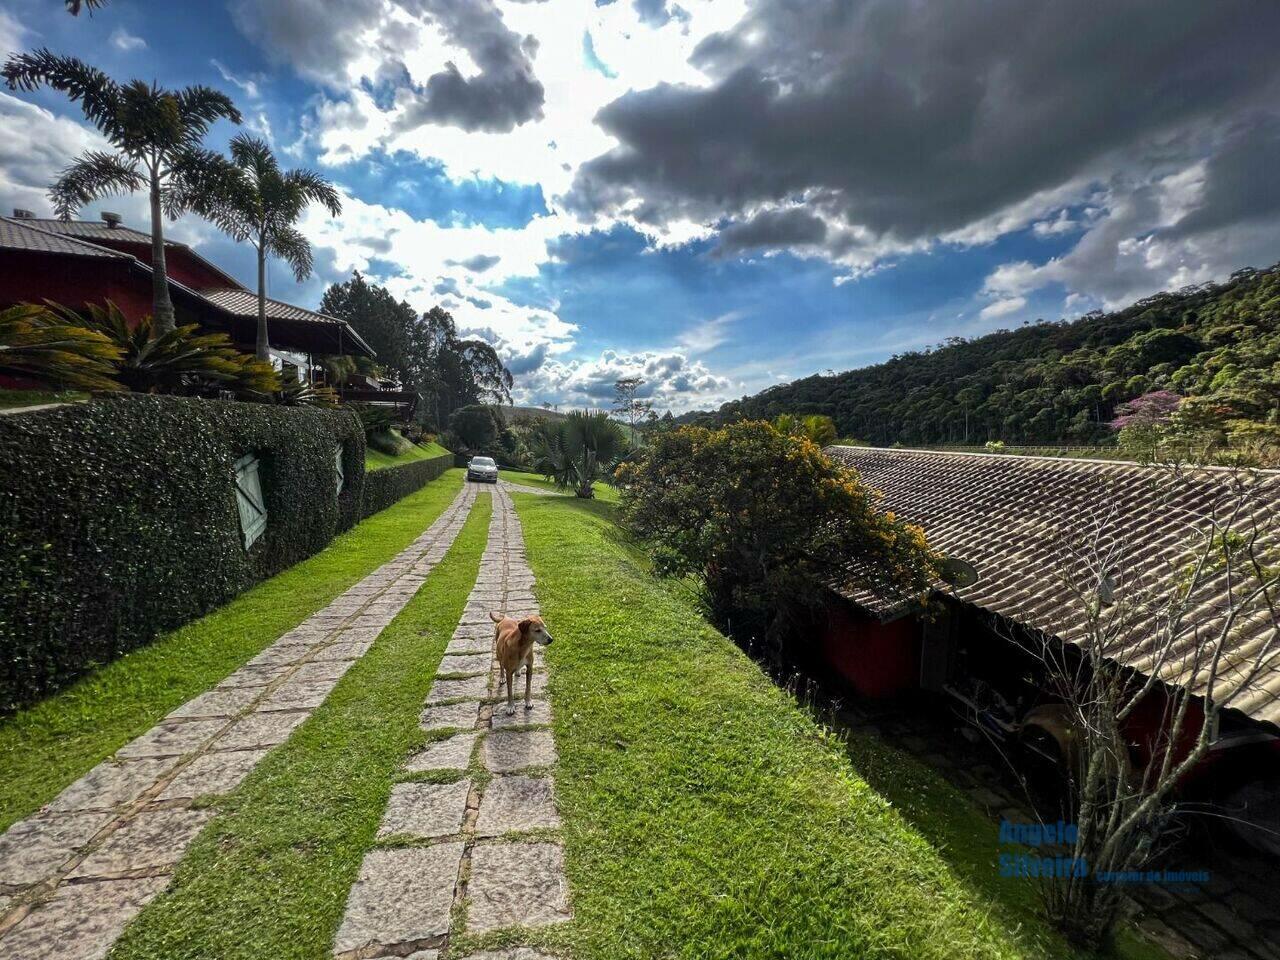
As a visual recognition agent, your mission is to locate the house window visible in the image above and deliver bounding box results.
[335,445,346,496]
[234,454,267,549]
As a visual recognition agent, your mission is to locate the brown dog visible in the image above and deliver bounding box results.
[490,611,553,716]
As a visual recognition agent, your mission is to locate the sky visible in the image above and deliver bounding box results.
[2,0,1278,413]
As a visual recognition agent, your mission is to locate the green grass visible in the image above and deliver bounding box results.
[0,469,465,833]
[365,436,451,470]
[502,493,1165,960]
[501,468,619,503]
[110,491,493,960]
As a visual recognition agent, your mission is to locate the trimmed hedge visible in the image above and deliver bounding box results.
[360,452,454,519]
[0,395,367,710]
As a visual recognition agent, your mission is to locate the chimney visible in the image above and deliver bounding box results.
[101,211,122,229]
[12,208,34,219]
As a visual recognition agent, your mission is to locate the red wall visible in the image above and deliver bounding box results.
[0,253,153,320]
[83,238,235,291]
[820,599,920,698]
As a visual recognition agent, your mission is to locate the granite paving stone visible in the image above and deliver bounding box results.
[489,694,551,727]
[466,843,570,932]
[0,811,114,886]
[158,748,269,800]
[483,730,558,772]
[419,701,480,732]
[212,709,308,751]
[166,687,261,720]
[332,844,464,954]
[69,808,213,879]
[438,653,491,676]
[216,663,289,688]
[259,678,337,711]
[291,659,355,683]
[426,675,489,704]
[313,640,374,662]
[45,758,176,814]
[475,776,560,837]
[377,780,471,839]
[115,720,225,759]
[0,876,169,960]
[404,733,478,772]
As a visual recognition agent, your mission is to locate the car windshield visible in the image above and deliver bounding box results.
[471,457,496,467]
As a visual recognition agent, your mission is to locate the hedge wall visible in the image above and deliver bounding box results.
[0,395,367,710]
[361,453,454,519]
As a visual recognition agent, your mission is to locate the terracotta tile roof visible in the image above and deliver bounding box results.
[826,445,1280,729]
[200,288,375,357]
[0,217,134,259]
[18,217,156,245]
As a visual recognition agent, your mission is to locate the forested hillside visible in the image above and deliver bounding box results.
[682,265,1280,447]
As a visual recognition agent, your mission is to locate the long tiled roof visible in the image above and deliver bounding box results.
[826,445,1280,728]
[201,288,375,357]
[17,217,156,245]
[0,217,134,259]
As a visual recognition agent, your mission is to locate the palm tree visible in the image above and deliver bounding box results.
[532,411,627,498]
[2,51,241,333]
[65,0,107,14]
[193,135,341,361]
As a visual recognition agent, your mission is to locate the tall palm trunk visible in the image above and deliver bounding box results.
[148,176,176,333]
[255,242,269,361]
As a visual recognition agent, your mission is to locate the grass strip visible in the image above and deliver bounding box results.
[500,468,618,503]
[110,490,492,960]
[508,493,1163,960]
[366,439,451,470]
[0,469,465,832]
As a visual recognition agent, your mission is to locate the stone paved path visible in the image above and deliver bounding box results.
[334,485,567,960]
[0,483,480,960]
[497,479,563,498]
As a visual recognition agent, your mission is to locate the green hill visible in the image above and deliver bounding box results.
[681,265,1280,447]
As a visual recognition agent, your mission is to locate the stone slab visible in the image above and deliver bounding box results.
[482,730,558,773]
[0,811,114,886]
[457,951,557,960]
[437,653,491,676]
[46,758,176,814]
[166,687,261,720]
[475,776,560,837]
[419,701,478,732]
[404,733,478,772]
[377,780,470,839]
[244,644,313,668]
[0,875,168,960]
[115,720,224,759]
[489,697,551,729]
[332,844,464,954]
[466,843,571,932]
[426,675,489,704]
[445,636,492,656]
[212,710,307,751]
[259,679,336,711]
[158,748,268,800]
[216,663,289,689]
[69,807,214,879]
[312,640,373,662]
[291,659,354,683]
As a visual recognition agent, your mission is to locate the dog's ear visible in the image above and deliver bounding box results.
[518,618,532,637]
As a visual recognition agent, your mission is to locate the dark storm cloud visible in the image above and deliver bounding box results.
[567,0,1280,254]
[447,253,502,272]
[504,341,549,375]
[394,0,545,133]
[231,0,544,133]
[715,207,827,255]
[1164,116,1280,239]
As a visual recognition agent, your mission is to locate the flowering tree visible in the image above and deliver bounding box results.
[1108,390,1182,430]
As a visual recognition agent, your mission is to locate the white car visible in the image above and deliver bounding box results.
[467,456,499,483]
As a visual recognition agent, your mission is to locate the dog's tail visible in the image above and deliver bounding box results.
[489,611,504,623]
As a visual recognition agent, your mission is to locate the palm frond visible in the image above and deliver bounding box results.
[65,0,108,15]
[49,151,143,219]
[173,85,243,140]
[267,226,315,282]
[2,50,123,140]
[228,133,278,185]
[0,303,122,391]
[283,168,343,217]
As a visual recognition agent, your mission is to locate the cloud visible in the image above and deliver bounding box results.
[448,252,501,272]
[109,28,147,53]
[211,59,261,100]
[715,207,827,255]
[978,296,1027,321]
[515,346,736,412]
[632,0,690,28]
[567,0,1280,277]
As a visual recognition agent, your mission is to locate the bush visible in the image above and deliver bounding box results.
[361,451,454,519]
[619,421,939,653]
[0,395,365,710]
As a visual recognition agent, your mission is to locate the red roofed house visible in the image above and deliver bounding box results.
[0,208,376,382]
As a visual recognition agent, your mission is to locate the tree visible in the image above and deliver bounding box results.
[531,411,626,498]
[65,0,106,14]
[449,404,501,453]
[3,52,241,333]
[320,273,415,384]
[0,303,121,391]
[1010,470,1280,949]
[190,135,340,361]
[613,376,652,435]
[619,421,939,652]
[772,412,837,446]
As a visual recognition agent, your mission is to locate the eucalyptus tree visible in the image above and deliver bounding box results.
[193,135,341,360]
[2,51,241,332]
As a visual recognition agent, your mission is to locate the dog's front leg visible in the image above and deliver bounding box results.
[524,656,533,710]
[505,667,516,716]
